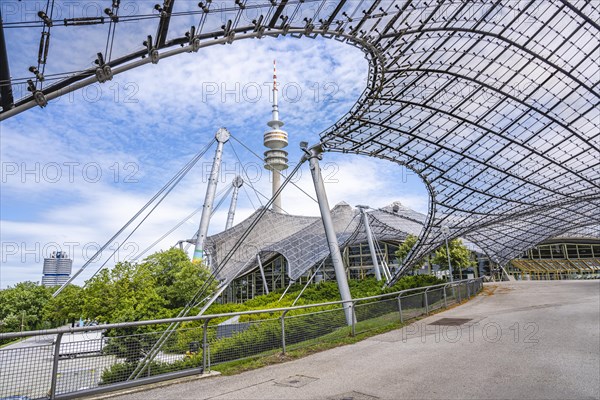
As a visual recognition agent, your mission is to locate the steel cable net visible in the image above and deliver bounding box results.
[2,1,599,273]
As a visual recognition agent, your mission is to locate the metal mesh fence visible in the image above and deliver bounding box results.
[445,283,460,306]
[427,287,446,313]
[208,316,282,366]
[399,292,426,321]
[354,297,400,335]
[285,307,349,349]
[0,342,54,399]
[0,279,483,399]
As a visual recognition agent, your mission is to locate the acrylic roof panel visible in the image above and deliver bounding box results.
[207,201,429,281]
[2,1,598,278]
[204,208,318,281]
[266,202,360,280]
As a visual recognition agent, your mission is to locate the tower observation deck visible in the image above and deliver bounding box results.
[263,60,288,213]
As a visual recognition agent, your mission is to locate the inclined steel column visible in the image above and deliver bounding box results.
[357,205,382,281]
[193,128,230,264]
[225,176,243,230]
[303,143,353,326]
[441,226,454,283]
[256,254,270,295]
[0,11,14,111]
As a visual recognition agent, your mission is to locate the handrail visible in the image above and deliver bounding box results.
[0,277,483,340]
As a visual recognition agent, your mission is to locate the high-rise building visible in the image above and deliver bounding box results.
[263,59,288,213]
[42,251,72,287]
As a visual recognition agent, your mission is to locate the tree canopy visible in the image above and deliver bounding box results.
[432,238,476,273]
[1,249,217,334]
[0,282,53,333]
[395,234,426,269]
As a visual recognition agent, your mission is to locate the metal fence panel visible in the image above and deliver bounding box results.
[354,297,400,335]
[0,278,484,399]
[0,342,54,399]
[209,316,282,366]
[284,307,348,350]
[399,292,426,320]
[427,287,445,312]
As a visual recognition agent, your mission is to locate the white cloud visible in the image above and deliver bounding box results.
[1,32,428,289]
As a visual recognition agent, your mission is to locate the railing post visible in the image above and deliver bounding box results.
[424,289,429,315]
[443,285,448,308]
[467,281,471,298]
[202,319,210,373]
[281,310,288,354]
[397,294,403,323]
[49,332,63,399]
[351,302,356,336]
[457,282,462,303]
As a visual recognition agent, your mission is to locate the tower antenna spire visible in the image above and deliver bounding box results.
[272,59,279,122]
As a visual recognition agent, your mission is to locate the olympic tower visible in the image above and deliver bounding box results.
[263,60,288,213]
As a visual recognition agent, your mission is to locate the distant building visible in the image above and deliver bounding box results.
[42,251,72,287]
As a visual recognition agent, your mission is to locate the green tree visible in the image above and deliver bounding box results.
[0,282,53,333]
[432,238,476,279]
[139,248,216,309]
[42,284,84,326]
[81,249,216,324]
[82,250,216,363]
[395,234,426,270]
[82,261,168,323]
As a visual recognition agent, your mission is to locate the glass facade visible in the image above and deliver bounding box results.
[510,240,600,280]
[521,242,599,260]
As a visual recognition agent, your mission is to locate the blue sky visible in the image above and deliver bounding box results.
[0,3,429,288]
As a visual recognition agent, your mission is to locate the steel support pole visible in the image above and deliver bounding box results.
[424,289,429,315]
[256,254,270,295]
[225,176,243,230]
[357,205,382,281]
[444,236,454,283]
[49,333,63,399]
[351,301,356,336]
[443,285,448,308]
[202,319,209,373]
[281,310,288,354]
[193,128,230,264]
[303,144,353,326]
[0,12,14,112]
[441,227,455,298]
[397,295,403,323]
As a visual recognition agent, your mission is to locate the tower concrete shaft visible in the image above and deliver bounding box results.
[193,128,230,265]
[263,59,288,213]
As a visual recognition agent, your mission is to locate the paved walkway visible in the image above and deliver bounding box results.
[113,281,600,400]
